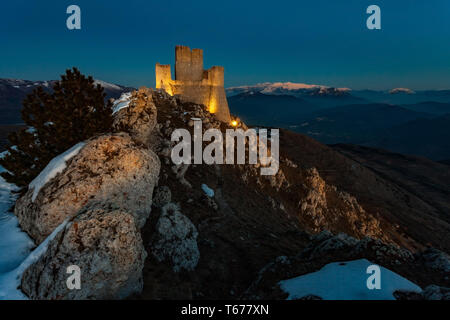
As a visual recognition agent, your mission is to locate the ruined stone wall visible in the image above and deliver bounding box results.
[155,46,231,123]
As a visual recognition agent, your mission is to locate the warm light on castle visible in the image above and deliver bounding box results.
[155,45,231,123]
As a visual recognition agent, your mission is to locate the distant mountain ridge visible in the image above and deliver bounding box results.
[227,82,352,97]
[0,78,134,125]
[227,82,450,105]
[227,83,450,160]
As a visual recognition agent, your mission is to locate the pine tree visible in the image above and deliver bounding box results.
[0,67,113,192]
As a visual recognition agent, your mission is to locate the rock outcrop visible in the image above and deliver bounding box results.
[21,204,147,299]
[15,133,160,244]
[15,88,162,299]
[298,167,384,239]
[151,203,200,272]
[113,87,157,148]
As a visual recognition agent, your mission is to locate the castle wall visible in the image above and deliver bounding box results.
[156,46,231,123]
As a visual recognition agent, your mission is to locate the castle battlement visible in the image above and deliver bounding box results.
[155,45,231,122]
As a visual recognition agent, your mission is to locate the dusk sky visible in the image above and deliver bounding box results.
[1,0,450,90]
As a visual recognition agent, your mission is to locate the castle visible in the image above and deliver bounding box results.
[155,46,231,123]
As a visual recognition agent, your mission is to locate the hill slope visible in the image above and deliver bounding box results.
[293,103,432,144]
[366,114,450,160]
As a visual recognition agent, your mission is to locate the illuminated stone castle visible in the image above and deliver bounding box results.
[155,45,231,123]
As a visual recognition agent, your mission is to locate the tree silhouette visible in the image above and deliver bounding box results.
[0,67,113,192]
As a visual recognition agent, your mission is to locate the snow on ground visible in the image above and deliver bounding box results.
[0,156,72,299]
[279,259,422,300]
[112,92,132,114]
[0,164,34,299]
[201,184,214,197]
[0,166,34,275]
[29,142,85,202]
[0,219,69,300]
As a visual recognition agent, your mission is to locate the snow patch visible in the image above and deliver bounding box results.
[201,184,214,197]
[29,142,85,202]
[0,166,34,275]
[112,92,132,114]
[279,259,422,300]
[0,219,69,300]
[389,88,415,94]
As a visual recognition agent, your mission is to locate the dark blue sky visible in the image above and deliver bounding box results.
[1,0,450,90]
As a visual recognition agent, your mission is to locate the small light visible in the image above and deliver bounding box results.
[231,120,238,127]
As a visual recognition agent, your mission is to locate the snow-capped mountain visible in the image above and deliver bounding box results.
[227,82,352,97]
[389,88,416,95]
[228,82,450,106]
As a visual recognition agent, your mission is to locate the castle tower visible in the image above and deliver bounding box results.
[155,45,231,123]
[175,46,204,81]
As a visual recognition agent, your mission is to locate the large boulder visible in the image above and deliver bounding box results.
[15,133,160,244]
[112,87,158,148]
[151,203,200,272]
[21,203,147,300]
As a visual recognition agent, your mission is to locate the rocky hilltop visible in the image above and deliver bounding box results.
[12,87,450,300]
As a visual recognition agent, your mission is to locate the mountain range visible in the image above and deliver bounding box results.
[227,82,450,161]
[227,82,450,105]
[2,79,450,161]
